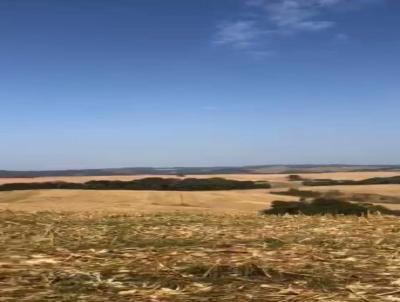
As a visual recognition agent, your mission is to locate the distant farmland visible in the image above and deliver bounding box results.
[1,171,400,213]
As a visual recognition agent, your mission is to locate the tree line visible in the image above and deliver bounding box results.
[0,177,271,192]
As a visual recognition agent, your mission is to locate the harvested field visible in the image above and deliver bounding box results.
[294,171,400,181]
[1,171,400,213]
[308,184,400,198]
[1,211,400,301]
[0,189,297,214]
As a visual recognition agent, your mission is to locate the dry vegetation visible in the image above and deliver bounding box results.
[1,211,400,301]
[309,185,400,198]
[0,189,299,214]
[1,171,400,213]
[1,171,400,301]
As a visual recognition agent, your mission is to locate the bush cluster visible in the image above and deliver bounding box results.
[287,175,303,181]
[303,176,400,186]
[261,198,400,216]
[0,177,271,192]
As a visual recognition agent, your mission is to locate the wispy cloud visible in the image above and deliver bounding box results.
[258,0,337,32]
[214,21,264,49]
[214,0,384,53]
[334,32,350,42]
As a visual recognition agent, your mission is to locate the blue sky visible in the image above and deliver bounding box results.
[1,0,399,170]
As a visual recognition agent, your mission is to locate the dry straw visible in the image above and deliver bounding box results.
[0,210,399,301]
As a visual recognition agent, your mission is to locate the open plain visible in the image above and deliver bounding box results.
[1,171,400,301]
[1,171,399,184]
[1,171,400,213]
[0,189,298,214]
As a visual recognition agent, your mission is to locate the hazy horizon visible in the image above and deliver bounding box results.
[2,163,400,172]
[1,0,399,170]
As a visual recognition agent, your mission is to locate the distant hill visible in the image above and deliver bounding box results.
[0,164,399,178]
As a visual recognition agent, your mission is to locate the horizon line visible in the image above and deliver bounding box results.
[2,163,400,173]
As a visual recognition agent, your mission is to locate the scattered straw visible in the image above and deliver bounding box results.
[0,211,399,301]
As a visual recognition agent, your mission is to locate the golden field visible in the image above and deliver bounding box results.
[1,172,400,301]
[0,171,399,184]
[308,184,400,197]
[0,171,399,213]
[0,189,297,214]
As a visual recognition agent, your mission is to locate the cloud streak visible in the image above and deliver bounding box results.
[214,21,264,48]
[258,0,337,32]
[215,0,384,52]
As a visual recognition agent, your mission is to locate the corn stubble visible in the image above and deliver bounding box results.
[1,211,400,301]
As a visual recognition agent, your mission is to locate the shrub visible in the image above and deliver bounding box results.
[302,179,355,186]
[0,181,82,191]
[303,176,400,187]
[261,198,400,216]
[0,177,271,192]
[287,175,302,181]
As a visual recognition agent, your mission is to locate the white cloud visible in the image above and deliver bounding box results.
[215,0,384,53]
[295,20,334,31]
[255,0,338,32]
[214,21,264,48]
